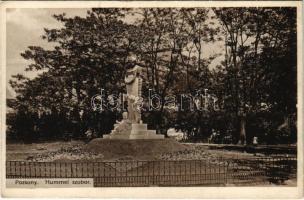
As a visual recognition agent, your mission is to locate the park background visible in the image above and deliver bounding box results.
[6,7,297,145]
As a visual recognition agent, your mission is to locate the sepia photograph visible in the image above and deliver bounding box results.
[1,1,303,198]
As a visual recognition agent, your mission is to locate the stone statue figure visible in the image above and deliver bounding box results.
[124,65,142,123]
[103,61,164,140]
[113,112,131,134]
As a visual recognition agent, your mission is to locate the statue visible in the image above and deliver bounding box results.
[103,56,164,140]
[113,112,131,134]
[124,65,142,123]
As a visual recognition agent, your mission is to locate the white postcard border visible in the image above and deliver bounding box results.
[0,1,303,198]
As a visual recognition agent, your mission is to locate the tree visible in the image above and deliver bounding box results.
[133,8,217,136]
[10,9,134,140]
[213,8,297,144]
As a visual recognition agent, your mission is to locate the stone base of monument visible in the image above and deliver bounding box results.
[103,123,164,140]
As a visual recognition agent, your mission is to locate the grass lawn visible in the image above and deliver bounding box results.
[6,140,297,186]
[6,139,260,162]
[6,140,84,161]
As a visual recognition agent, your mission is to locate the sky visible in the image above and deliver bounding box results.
[6,8,224,97]
[6,8,88,96]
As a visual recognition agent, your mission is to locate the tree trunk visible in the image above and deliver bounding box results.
[238,116,246,145]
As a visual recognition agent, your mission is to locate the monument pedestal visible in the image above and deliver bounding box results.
[103,123,164,140]
[102,65,164,140]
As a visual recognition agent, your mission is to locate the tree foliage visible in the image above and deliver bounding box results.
[8,8,297,144]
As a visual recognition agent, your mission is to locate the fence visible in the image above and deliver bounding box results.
[6,156,297,186]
